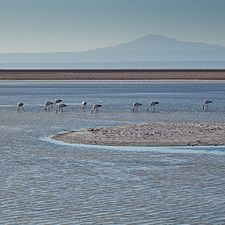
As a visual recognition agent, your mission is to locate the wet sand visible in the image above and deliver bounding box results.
[52,122,225,147]
[1,69,225,80]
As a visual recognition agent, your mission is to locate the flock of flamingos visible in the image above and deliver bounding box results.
[16,99,213,113]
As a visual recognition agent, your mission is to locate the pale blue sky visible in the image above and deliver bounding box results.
[0,0,225,53]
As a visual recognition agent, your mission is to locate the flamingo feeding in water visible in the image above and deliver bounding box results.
[56,103,67,113]
[54,99,62,106]
[147,101,159,112]
[91,104,102,113]
[16,102,25,112]
[81,101,87,110]
[203,99,213,110]
[44,101,53,111]
[132,102,142,112]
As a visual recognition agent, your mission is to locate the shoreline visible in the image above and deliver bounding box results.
[1,69,225,80]
[2,79,225,86]
[52,122,225,147]
[40,136,225,155]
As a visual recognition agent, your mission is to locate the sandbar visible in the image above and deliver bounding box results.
[52,122,225,147]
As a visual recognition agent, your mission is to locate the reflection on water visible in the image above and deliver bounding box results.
[1,81,225,224]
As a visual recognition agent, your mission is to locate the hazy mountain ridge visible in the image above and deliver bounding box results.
[95,34,225,51]
[0,34,225,68]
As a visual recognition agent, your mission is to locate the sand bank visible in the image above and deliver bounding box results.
[52,122,225,147]
[1,69,225,80]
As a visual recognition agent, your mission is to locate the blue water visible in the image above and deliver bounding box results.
[1,80,225,224]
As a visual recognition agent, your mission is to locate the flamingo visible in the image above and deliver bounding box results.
[147,101,159,112]
[91,104,102,113]
[81,101,87,110]
[44,101,53,111]
[54,99,62,106]
[132,102,142,112]
[203,99,213,110]
[16,102,25,112]
[56,103,67,113]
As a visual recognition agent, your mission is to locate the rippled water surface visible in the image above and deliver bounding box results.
[1,80,225,224]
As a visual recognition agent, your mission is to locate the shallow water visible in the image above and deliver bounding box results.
[1,80,225,224]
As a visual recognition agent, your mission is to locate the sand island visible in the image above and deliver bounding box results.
[52,122,225,147]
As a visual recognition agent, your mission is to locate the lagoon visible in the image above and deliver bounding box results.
[1,80,225,224]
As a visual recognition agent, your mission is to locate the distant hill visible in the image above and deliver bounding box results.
[0,34,225,68]
[97,34,224,51]
[92,34,225,62]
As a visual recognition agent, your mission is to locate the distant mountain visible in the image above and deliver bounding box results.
[97,34,224,51]
[92,34,225,62]
[0,34,225,68]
